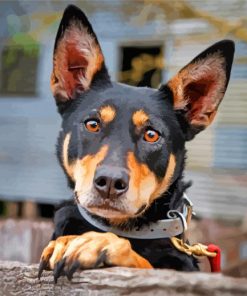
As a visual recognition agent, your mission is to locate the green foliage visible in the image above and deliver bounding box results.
[1,34,40,95]
[9,32,39,55]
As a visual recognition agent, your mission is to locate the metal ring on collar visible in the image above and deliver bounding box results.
[167,209,188,232]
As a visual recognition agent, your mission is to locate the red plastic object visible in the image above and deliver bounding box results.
[207,244,221,272]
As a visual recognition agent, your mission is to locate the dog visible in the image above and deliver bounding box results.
[38,5,234,281]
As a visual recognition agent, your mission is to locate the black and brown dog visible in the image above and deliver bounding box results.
[39,5,234,281]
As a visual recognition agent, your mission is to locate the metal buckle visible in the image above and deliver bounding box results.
[183,193,195,228]
[183,194,194,242]
[167,194,196,240]
[167,210,188,233]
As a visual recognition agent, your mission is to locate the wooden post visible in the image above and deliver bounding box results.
[22,201,38,219]
[6,202,19,217]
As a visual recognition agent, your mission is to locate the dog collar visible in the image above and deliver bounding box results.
[77,194,194,239]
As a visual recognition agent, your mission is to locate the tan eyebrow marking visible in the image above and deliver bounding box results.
[132,110,149,128]
[99,105,116,123]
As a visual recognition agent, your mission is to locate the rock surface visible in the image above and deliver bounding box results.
[0,260,247,296]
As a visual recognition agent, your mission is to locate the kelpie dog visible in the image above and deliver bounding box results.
[39,5,234,281]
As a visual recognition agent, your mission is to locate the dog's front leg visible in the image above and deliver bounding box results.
[38,231,152,282]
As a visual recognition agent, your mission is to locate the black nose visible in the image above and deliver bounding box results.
[94,166,129,199]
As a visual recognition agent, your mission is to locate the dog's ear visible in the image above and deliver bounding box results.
[163,40,234,140]
[51,5,109,105]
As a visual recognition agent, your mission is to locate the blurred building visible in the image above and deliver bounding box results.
[0,0,247,268]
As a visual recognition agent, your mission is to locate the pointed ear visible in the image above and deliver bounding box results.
[165,40,235,140]
[51,5,109,104]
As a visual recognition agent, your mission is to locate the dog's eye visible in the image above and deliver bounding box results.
[144,129,160,143]
[85,119,100,133]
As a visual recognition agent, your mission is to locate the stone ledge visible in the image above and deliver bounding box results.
[0,261,247,296]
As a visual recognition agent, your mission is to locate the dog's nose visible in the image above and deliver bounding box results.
[94,166,129,199]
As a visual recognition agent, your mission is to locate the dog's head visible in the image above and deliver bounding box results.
[52,5,234,224]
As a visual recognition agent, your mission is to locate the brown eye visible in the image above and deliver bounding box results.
[85,119,100,133]
[144,129,160,143]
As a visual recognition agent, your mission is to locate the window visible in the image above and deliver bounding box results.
[0,44,39,96]
[119,45,164,88]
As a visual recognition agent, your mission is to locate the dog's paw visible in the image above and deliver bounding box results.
[38,231,152,282]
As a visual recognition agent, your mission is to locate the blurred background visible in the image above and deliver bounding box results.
[0,0,246,276]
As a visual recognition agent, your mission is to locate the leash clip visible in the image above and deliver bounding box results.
[170,237,217,258]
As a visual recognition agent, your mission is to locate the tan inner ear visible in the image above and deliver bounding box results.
[168,52,226,127]
[51,22,104,102]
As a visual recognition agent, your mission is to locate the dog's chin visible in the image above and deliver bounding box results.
[81,203,149,225]
[77,193,148,222]
[86,206,131,220]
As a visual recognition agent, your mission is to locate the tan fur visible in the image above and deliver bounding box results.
[126,152,157,210]
[62,132,108,206]
[132,110,149,128]
[125,153,176,215]
[74,146,108,205]
[62,133,73,178]
[99,105,116,123]
[40,236,76,269]
[40,232,153,270]
[150,154,176,202]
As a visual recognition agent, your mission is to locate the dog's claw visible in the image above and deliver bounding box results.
[54,258,66,283]
[38,260,48,280]
[66,260,80,281]
[93,249,107,268]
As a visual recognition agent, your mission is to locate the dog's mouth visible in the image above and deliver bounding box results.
[75,192,148,220]
[87,203,148,220]
[86,201,130,219]
[88,206,127,218]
